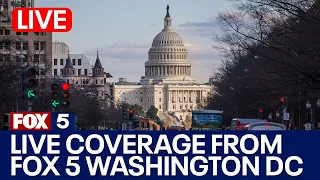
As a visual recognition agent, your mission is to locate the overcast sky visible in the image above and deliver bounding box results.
[37,0,234,83]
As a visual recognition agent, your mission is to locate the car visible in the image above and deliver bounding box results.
[243,122,286,130]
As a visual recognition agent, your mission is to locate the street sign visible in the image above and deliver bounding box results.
[305,123,312,131]
[283,113,290,121]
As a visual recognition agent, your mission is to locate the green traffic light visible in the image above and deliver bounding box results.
[51,100,60,107]
[27,89,37,99]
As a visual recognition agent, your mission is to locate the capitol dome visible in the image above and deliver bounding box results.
[151,31,184,47]
[141,5,195,85]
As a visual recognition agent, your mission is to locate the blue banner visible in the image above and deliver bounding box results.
[0,131,319,179]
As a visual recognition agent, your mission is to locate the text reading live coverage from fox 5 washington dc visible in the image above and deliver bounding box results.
[1,5,319,180]
[0,112,319,180]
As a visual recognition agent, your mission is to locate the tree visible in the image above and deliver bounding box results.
[208,0,320,128]
[0,10,23,125]
[67,85,105,129]
[131,104,143,115]
[147,105,158,119]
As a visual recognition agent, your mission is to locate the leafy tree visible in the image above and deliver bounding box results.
[147,105,158,119]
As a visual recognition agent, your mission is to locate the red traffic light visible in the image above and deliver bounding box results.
[62,83,70,91]
[280,97,285,102]
[129,109,133,113]
[259,109,263,113]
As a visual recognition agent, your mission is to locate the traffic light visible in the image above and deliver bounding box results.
[23,65,37,100]
[146,119,150,129]
[3,114,9,130]
[258,109,263,119]
[61,83,70,108]
[122,108,128,120]
[129,109,133,120]
[51,83,60,108]
[280,97,285,106]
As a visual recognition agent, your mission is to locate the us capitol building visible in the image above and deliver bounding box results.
[111,5,213,122]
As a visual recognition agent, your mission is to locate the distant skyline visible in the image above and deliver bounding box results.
[36,0,234,83]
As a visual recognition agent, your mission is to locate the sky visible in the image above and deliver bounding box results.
[36,0,234,83]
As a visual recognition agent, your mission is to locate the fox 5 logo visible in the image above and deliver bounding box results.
[10,112,76,131]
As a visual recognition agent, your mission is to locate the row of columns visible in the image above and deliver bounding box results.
[167,90,203,104]
[145,65,191,76]
[149,53,187,60]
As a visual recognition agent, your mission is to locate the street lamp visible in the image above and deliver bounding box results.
[268,113,272,122]
[317,99,320,130]
[317,99,320,107]
[276,111,280,123]
[306,101,311,109]
[306,101,312,129]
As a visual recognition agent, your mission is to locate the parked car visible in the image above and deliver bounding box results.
[243,122,286,130]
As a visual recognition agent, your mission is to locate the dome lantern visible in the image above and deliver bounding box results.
[164,4,172,31]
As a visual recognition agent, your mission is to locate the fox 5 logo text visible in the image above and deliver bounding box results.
[9,112,75,131]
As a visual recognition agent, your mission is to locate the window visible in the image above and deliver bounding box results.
[72,59,75,65]
[16,32,21,35]
[16,42,21,50]
[173,105,175,109]
[84,69,88,75]
[54,59,57,65]
[54,69,57,75]
[40,54,46,61]
[96,80,98,84]
[34,32,46,36]
[34,41,39,50]
[5,30,10,35]
[159,105,162,109]
[141,98,143,102]
[60,59,63,65]
[23,32,28,36]
[180,105,182,109]
[34,54,39,62]
[78,59,81,66]
[78,69,81,76]
[40,41,46,50]
[159,98,161,102]
[22,41,28,50]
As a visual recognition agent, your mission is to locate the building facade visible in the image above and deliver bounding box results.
[56,46,113,100]
[111,6,213,122]
[0,0,52,76]
[52,41,92,77]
